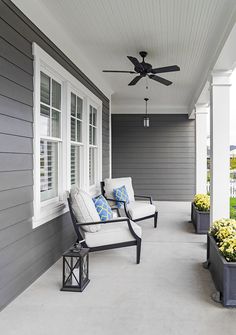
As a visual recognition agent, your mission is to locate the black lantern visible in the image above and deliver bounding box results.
[61,244,90,292]
[143,98,150,128]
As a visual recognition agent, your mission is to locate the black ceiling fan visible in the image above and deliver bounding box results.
[103,51,180,86]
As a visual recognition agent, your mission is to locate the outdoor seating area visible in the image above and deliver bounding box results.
[67,184,142,264]
[1,202,236,335]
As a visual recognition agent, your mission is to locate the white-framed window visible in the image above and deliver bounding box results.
[33,44,103,228]
[70,92,84,188]
[40,71,62,203]
[89,105,98,186]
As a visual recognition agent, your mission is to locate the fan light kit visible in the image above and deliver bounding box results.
[103,51,180,86]
[144,98,149,128]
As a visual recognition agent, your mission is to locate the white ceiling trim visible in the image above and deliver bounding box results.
[111,104,188,115]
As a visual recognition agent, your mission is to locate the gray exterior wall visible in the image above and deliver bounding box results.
[112,114,195,201]
[0,0,110,310]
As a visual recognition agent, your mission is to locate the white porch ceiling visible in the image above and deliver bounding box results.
[13,0,236,114]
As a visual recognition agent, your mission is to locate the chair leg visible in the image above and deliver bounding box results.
[154,211,158,228]
[136,240,141,264]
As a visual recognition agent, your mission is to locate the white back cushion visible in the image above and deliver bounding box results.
[103,177,135,202]
[70,187,101,233]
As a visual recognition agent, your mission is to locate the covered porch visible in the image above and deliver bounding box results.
[1,0,236,331]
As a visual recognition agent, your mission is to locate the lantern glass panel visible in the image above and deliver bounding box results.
[82,254,88,281]
[65,256,80,286]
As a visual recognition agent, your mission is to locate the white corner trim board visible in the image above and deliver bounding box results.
[210,70,231,222]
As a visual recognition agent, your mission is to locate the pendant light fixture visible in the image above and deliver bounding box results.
[143,98,150,128]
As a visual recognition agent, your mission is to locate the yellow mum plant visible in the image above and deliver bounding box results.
[193,194,210,212]
[210,218,236,243]
[210,218,236,261]
[219,236,236,262]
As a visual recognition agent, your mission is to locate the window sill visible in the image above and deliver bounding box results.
[33,201,68,229]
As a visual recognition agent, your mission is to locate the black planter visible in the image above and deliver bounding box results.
[191,203,210,234]
[206,234,236,307]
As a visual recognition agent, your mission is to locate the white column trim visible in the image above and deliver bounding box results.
[195,104,208,195]
[210,70,232,223]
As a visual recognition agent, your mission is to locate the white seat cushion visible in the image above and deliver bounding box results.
[126,201,156,220]
[84,218,141,248]
[103,177,135,202]
[70,187,101,233]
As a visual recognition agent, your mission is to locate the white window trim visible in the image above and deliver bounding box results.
[32,43,102,228]
[88,102,102,191]
[68,85,86,190]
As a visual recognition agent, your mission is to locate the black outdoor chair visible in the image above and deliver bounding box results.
[67,192,142,264]
[101,177,158,228]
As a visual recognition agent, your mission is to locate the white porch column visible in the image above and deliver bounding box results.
[210,70,231,223]
[195,104,208,194]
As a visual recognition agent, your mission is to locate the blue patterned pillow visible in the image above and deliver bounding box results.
[113,185,129,208]
[92,195,113,221]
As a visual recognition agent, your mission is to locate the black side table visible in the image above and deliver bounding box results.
[61,246,90,292]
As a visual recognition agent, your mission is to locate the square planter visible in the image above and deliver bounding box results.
[192,203,210,234]
[207,234,236,307]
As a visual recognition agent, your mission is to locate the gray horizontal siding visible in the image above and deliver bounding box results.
[0,153,32,171]
[0,186,33,211]
[0,114,33,137]
[0,170,33,191]
[0,75,33,105]
[0,37,33,74]
[0,56,33,90]
[0,133,32,153]
[0,17,33,58]
[0,0,110,311]
[0,95,33,121]
[0,202,33,230]
[112,114,195,201]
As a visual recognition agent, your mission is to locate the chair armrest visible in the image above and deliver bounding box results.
[77,217,129,226]
[134,194,153,204]
[104,198,131,219]
[105,197,116,203]
[111,206,121,217]
[78,218,140,242]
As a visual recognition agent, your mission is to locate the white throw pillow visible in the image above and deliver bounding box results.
[103,177,135,202]
[70,187,101,233]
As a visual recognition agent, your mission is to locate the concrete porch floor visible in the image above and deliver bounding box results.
[0,202,236,335]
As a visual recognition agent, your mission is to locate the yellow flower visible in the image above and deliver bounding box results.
[219,235,236,262]
[193,194,210,211]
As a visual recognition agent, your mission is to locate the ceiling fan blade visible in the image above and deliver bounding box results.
[149,74,172,86]
[103,70,136,73]
[127,56,143,71]
[128,75,143,86]
[151,65,180,74]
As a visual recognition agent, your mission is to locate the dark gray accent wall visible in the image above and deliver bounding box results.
[112,114,195,201]
[0,0,110,310]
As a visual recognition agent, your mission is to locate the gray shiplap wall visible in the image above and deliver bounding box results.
[112,114,195,201]
[0,0,110,310]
